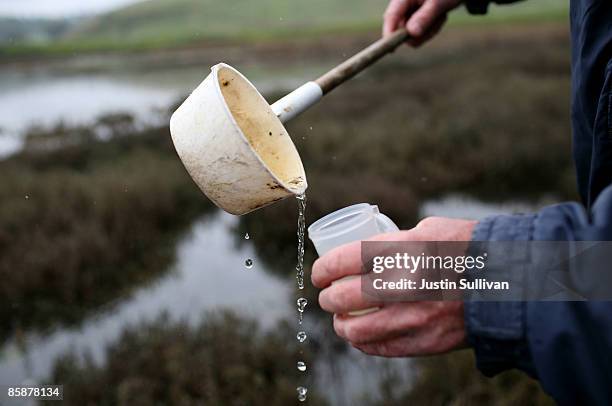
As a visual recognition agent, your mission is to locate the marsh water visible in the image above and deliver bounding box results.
[0,62,324,157]
[0,62,556,404]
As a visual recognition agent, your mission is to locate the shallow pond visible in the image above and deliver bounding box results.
[0,63,324,156]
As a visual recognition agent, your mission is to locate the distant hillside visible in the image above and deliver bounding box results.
[2,0,568,54]
[64,0,568,47]
[63,0,385,47]
[0,17,73,44]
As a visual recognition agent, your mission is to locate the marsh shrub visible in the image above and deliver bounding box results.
[372,351,553,406]
[51,312,325,406]
[0,120,212,338]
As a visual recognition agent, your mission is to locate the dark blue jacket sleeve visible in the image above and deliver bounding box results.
[464,0,525,15]
[466,185,612,405]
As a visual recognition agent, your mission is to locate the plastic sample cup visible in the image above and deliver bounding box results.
[308,203,399,256]
[308,203,399,316]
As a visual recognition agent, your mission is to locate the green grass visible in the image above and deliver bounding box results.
[1,0,568,56]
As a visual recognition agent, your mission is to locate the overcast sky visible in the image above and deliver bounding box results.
[0,0,145,18]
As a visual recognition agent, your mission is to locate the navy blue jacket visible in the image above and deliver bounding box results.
[464,0,612,404]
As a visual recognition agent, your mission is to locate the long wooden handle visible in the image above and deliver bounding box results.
[315,28,409,95]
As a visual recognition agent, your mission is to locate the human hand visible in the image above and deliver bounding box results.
[383,0,463,47]
[311,216,476,357]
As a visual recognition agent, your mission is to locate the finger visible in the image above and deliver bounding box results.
[311,240,362,289]
[311,230,413,289]
[406,13,447,47]
[333,302,433,344]
[352,334,427,357]
[406,0,444,38]
[383,0,414,37]
[318,276,382,314]
[352,317,466,357]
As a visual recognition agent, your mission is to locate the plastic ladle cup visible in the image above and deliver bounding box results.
[308,203,399,316]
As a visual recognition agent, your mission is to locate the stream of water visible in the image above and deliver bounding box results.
[295,193,308,401]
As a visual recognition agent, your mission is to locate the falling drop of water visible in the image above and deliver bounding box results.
[297,297,308,324]
[297,298,308,312]
[296,331,307,343]
[244,233,250,240]
[297,386,307,402]
[244,259,253,269]
[297,361,307,372]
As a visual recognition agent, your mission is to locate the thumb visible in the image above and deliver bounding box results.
[406,0,443,37]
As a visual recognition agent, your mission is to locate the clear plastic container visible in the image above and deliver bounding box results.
[308,203,399,316]
[308,203,399,256]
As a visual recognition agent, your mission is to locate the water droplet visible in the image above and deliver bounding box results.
[24,195,29,200]
[297,298,307,312]
[297,361,307,372]
[297,331,307,343]
[297,386,307,402]
[244,233,250,240]
[245,259,253,269]
[309,126,313,130]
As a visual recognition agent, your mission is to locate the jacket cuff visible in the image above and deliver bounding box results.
[465,214,537,377]
[465,301,535,376]
[464,0,524,15]
[465,0,490,15]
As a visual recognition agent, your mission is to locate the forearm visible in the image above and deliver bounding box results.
[466,185,612,403]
